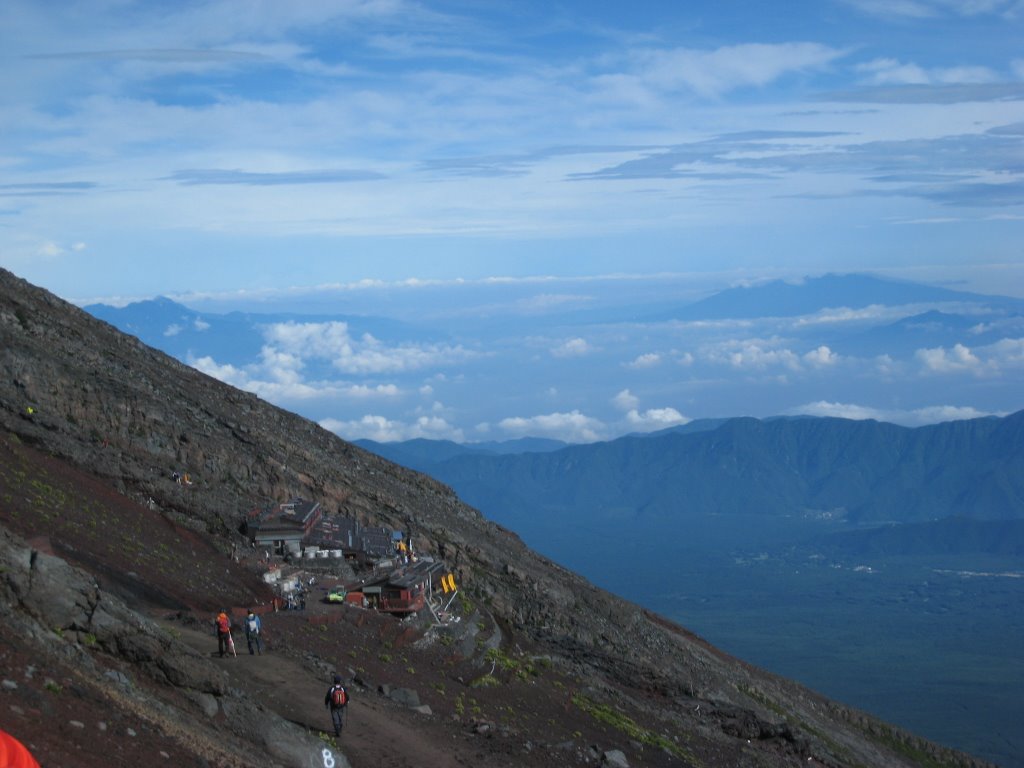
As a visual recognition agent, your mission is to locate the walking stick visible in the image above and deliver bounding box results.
[227,630,237,657]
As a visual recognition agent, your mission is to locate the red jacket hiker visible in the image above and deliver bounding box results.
[215,611,232,657]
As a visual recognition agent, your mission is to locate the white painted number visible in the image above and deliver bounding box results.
[322,747,335,768]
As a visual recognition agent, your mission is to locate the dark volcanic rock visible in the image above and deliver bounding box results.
[0,526,346,767]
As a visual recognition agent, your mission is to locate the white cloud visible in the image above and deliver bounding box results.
[37,241,64,258]
[189,353,402,402]
[551,338,591,358]
[257,346,305,383]
[789,400,1004,426]
[704,338,802,371]
[910,404,1000,423]
[164,323,183,337]
[841,0,938,17]
[321,413,465,443]
[611,388,689,431]
[497,410,605,442]
[625,43,846,99]
[257,379,400,402]
[913,338,1024,376]
[349,384,401,398]
[875,354,898,376]
[792,401,889,421]
[795,304,894,326]
[513,293,594,313]
[626,352,661,369]
[915,342,983,373]
[261,321,471,374]
[193,317,210,331]
[857,57,997,85]
[841,0,1012,18]
[856,58,927,84]
[190,356,245,384]
[624,407,690,431]
[613,389,640,411]
[803,345,839,367]
[793,303,994,329]
[986,337,1024,366]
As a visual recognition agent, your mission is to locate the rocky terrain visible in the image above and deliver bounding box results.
[0,267,996,768]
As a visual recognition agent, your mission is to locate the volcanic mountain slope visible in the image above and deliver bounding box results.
[0,267,994,768]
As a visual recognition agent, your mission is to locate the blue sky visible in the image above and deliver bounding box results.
[2,0,1023,442]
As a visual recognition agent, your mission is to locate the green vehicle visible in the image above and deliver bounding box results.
[327,587,347,604]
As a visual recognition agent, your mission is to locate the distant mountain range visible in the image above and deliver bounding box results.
[839,309,1024,357]
[358,410,1024,553]
[650,273,1024,321]
[85,296,427,366]
[85,272,1024,369]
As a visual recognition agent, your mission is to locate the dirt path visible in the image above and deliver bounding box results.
[163,620,478,768]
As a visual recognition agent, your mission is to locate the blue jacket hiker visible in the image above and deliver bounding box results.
[324,674,348,737]
[245,609,262,655]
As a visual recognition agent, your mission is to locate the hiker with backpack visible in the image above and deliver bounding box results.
[324,674,348,738]
[245,608,263,655]
[214,610,233,658]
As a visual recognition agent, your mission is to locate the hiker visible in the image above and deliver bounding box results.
[215,610,232,657]
[324,674,348,737]
[245,608,263,655]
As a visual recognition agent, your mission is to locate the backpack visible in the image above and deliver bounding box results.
[216,614,230,633]
[247,616,259,633]
[330,685,348,707]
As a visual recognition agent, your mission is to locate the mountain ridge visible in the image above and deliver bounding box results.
[362,410,1024,530]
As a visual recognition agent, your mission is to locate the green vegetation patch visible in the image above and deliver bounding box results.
[483,646,540,681]
[572,693,697,764]
[469,673,501,688]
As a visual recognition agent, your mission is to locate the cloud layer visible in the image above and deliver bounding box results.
[1,0,1022,304]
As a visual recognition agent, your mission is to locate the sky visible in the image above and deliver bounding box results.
[2,0,1024,442]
